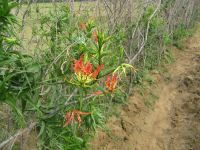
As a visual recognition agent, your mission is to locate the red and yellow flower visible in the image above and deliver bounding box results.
[106,74,117,92]
[64,110,90,128]
[73,54,104,84]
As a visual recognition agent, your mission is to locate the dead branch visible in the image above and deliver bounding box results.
[0,122,36,150]
[129,0,162,64]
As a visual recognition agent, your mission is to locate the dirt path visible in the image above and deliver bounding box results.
[91,26,200,150]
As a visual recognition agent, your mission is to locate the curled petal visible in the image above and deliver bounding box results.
[74,61,81,74]
[74,54,84,74]
[78,54,84,68]
[64,112,73,127]
[77,111,91,115]
[91,64,104,79]
[83,61,92,75]
[76,114,82,128]
[93,91,103,95]
[64,110,90,128]
[65,112,71,120]
[106,74,117,92]
[73,110,91,115]
[106,75,111,89]
[112,74,117,89]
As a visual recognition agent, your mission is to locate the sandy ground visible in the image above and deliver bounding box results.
[90,26,200,150]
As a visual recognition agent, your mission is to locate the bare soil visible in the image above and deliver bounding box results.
[90,26,200,150]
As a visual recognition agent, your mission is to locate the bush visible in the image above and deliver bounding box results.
[0,0,200,149]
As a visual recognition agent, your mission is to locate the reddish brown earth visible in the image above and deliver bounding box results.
[90,26,200,150]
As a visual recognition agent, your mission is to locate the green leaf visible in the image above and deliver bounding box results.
[38,121,46,138]
[74,136,84,143]
[4,37,17,45]
[98,67,116,78]
[3,0,9,14]
[6,97,26,126]
[100,51,111,58]
[21,98,27,113]
[119,46,124,58]
[8,2,18,10]
[26,63,41,73]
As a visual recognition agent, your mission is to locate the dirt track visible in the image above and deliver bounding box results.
[91,26,200,150]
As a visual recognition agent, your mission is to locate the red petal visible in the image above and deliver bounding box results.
[106,75,111,89]
[65,112,71,120]
[105,74,117,92]
[91,64,104,79]
[76,114,82,128]
[64,112,73,127]
[73,54,84,74]
[73,110,91,115]
[70,112,74,124]
[78,111,91,115]
[111,74,117,89]
[71,110,90,128]
[83,61,92,75]
[93,91,103,95]
[74,61,81,74]
[79,54,84,63]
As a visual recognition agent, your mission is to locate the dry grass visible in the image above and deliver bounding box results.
[14,1,97,54]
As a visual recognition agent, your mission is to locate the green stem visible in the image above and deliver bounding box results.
[79,88,87,110]
[79,91,83,110]
[0,38,3,52]
[98,44,102,66]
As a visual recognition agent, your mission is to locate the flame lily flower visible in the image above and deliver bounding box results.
[64,110,90,128]
[106,74,117,92]
[73,54,104,84]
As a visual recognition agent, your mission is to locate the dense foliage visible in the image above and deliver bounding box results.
[0,0,200,149]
